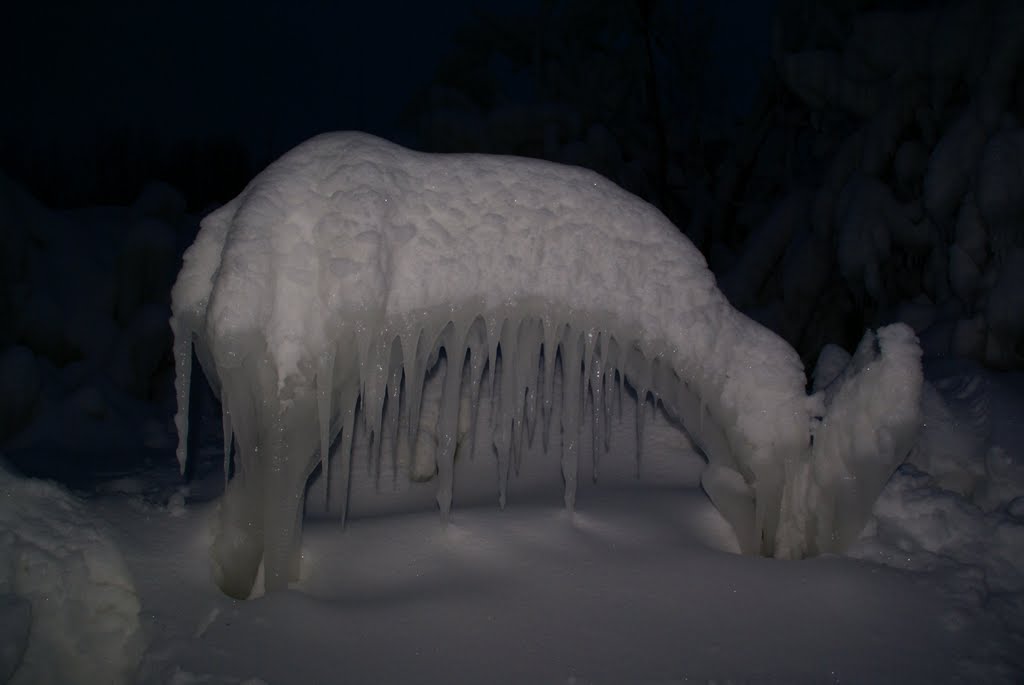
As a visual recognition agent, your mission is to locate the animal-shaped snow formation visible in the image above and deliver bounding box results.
[171,132,923,598]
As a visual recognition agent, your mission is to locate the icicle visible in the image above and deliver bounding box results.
[603,337,620,435]
[625,345,653,477]
[403,329,426,447]
[525,352,542,448]
[540,316,559,452]
[385,339,404,487]
[354,333,373,478]
[589,332,605,480]
[222,388,233,488]
[516,319,536,436]
[368,334,394,486]
[316,348,335,506]
[560,326,582,511]
[601,338,616,451]
[486,315,503,428]
[635,385,647,477]
[493,318,516,508]
[513,317,541,470]
[435,323,467,521]
[171,320,192,474]
[581,329,595,420]
[466,318,487,463]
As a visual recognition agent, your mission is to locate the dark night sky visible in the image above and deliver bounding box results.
[1,1,776,208]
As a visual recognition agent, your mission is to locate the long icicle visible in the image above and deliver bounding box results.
[590,333,604,481]
[580,329,595,479]
[337,386,358,526]
[385,338,404,487]
[493,318,516,509]
[540,315,558,453]
[316,348,335,508]
[465,318,487,463]
[561,326,582,511]
[403,328,426,448]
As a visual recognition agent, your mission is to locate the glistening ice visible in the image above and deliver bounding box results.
[170,132,923,598]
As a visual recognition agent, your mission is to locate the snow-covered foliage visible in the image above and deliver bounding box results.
[0,172,186,463]
[171,132,922,598]
[716,0,1024,367]
[0,462,143,684]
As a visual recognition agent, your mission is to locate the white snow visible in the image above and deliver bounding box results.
[170,132,924,598]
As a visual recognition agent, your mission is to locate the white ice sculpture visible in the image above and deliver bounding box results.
[170,132,923,598]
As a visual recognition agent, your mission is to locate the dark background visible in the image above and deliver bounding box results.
[1,0,773,210]
[3,0,1023,477]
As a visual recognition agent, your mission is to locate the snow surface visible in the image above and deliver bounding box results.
[170,132,923,598]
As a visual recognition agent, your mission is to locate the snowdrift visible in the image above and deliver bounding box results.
[170,132,923,598]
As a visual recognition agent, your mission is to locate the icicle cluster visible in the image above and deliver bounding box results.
[297,312,661,518]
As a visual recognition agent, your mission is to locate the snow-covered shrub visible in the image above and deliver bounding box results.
[171,132,923,597]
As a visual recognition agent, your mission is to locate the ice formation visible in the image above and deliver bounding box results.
[171,132,923,598]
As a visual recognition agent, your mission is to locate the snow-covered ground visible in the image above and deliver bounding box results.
[3,354,1023,684]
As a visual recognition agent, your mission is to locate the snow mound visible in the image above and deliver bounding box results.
[0,461,143,684]
[171,132,923,597]
[763,1,1024,368]
[850,464,1024,679]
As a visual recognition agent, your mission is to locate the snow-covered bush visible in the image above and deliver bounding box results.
[0,173,189,461]
[171,132,923,598]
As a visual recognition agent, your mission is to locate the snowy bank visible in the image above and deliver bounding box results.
[171,132,923,598]
[0,461,143,684]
